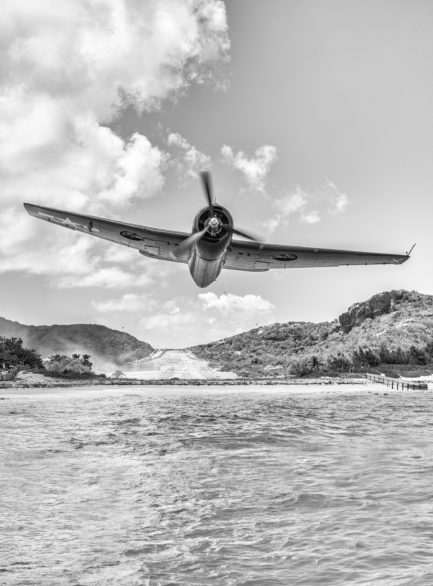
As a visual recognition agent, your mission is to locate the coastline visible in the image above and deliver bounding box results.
[0,375,368,390]
[0,382,398,399]
[1,372,429,396]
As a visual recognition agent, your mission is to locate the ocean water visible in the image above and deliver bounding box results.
[1,385,433,586]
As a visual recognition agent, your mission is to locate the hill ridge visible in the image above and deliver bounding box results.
[0,317,153,370]
[1,289,432,376]
[190,289,433,376]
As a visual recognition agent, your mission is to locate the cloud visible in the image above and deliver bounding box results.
[141,304,196,332]
[0,226,97,277]
[167,132,210,178]
[221,144,277,192]
[136,293,275,347]
[1,104,167,211]
[326,180,349,213]
[265,180,349,232]
[1,0,230,118]
[97,133,168,205]
[59,267,155,289]
[199,292,274,313]
[92,293,152,313]
[0,0,230,287]
[301,211,321,225]
[58,252,179,289]
[89,291,275,346]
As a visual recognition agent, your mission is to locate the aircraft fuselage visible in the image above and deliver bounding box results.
[188,205,233,287]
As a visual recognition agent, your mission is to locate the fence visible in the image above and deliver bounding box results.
[366,373,428,390]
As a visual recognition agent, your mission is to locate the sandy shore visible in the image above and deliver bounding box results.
[0,375,368,390]
[1,382,425,400]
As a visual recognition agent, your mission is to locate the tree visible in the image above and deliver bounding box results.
[0,337,44,371]
[310,355,323,372]
[408,345,427,365]
[364,349,380,367]
[71,353,92,368]
[352,347,366,368]
[45,354,93,377]
[393,346,407,365]
[425,341,433,359]
[327,353,352,373]
[379,345,393,364]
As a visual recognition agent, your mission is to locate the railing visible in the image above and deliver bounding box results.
[366,373,428,390]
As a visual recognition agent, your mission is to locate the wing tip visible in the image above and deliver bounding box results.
[23,202,35,215]
[406,243,416,257]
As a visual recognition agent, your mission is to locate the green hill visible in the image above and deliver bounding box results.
[0,317,153,370]
[190,290,433,377]
[2,289,432,377]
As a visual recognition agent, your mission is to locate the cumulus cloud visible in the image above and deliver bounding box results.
[136,293,275,346]
[167,132,210,178]
[199,292,274,313]
[221,144,277,192]
[0,232,96,277]
[90,290,275,346]
[264,180,349,232]
[326,180,349,213]
[140,300,196,332]
[0,0,230,286]
[58,267,155,289]
[301,211,321,225]
[1,0,230,118]
[92,293,152,313]
[1,105,167,211]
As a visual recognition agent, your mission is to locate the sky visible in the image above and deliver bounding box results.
[1,0,432,348]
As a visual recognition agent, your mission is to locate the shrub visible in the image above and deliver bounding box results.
[290,358,314,377]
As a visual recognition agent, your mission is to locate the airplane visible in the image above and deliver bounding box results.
[24,172,410,288]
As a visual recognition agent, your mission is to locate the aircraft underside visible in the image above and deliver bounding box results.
[189,252,225,288]
[24,172,411,288]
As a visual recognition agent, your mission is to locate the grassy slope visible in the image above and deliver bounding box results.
[190,290,433,376]
[0,317,153,367]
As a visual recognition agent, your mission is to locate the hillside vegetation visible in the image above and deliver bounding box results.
[0,318,153,369]
[190,290,433,377]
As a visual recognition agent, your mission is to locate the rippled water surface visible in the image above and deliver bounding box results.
[1,385,433,585]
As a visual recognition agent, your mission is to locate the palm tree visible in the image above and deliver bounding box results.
[310,355,323,372]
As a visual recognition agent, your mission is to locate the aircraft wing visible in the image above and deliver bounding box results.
[223,240,410,271]
[24,203,191,263]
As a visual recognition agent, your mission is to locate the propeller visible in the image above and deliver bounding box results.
[200,171,215,208]
[176,227,208,255]
[175,172,262,257]
[229,226,261,242]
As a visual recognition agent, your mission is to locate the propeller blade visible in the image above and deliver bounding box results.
[200,171,215,208]
[176,227,207,256]
[230,226,262,242]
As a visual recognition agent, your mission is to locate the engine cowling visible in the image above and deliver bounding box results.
[192,205,233,260]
